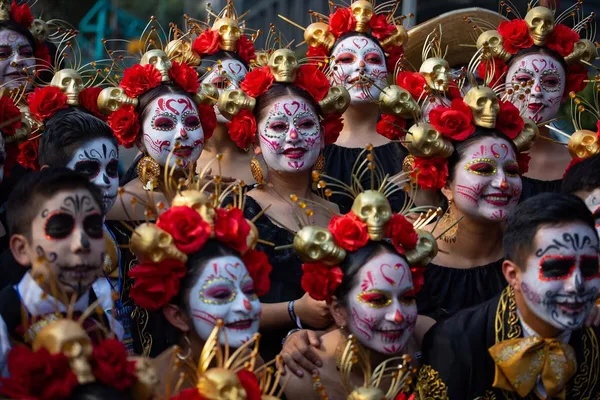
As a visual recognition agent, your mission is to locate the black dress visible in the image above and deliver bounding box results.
[416,259,507,321]
[519,176,562,202]
[323,143,408,214]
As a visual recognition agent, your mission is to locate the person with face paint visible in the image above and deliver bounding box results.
[418,192,600,399]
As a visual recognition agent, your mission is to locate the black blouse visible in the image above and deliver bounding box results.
[519,176,562,202]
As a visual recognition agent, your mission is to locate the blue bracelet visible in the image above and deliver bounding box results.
[288,300,302,329]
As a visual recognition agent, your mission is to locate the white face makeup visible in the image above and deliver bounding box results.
[519,224,600,331]
[506,53,566,124]
[452,137,522,222]
[188,255,261,348]
[345,252,417,355]
[582,188,600,238]
[257,95,322,173]
[330,36,387,104]
[0,29,35,90]
[29,189,105,297]
[66,138,119,213]
[141,93,204,169]
[200,58,247,124]
[0,133,5,184]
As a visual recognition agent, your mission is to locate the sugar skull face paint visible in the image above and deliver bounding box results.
[257,95,322,173]
[66,138,119,213]
[0,29,35,91]
[519,224,600,331]
[141,93,204,169]
[200,58,247,124]
[452,137,522,222]
[506,53,566,124]
[582,188,600,238]
[188,255,261,348]
[29,189,105,297]
[345,252,417,355]
[330,35,387,104]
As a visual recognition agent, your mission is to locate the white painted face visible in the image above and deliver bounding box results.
[200,58,247,124]
[0,132,5,184]
[330,35,387,104]
[519,224,600,331]
[141,93,204,169]
[188,255,261,348]
[66,138,119,213]
[345,252,417,355]
[452,137,522,222]
[0,29,35,90]
[257,95,322,173]
[582,188,600,238]
[506,53,566,124]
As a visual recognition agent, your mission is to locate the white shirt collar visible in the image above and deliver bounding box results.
[17,273,91,316]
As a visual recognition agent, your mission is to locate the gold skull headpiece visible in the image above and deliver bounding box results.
[562,90,600,169]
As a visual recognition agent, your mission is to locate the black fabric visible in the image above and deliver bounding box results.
[119,153,143,186]
[323,142,408,214]
[0,248,27,290]
[416,259,507,321]
[519,176,562,202]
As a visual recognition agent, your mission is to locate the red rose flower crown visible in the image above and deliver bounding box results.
[295,146,441,303]
[216,49,351,149]
[0,91,36,174]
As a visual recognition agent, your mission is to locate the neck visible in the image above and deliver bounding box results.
[265,168,313,199]
[514,289,564,338]
[444,212,504,263]
[339,102,381,140]
[204,123,247,155]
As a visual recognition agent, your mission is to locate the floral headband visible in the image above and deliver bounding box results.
[216,49,351,149]
[0,94,28,174]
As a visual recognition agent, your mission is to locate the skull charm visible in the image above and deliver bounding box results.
[97,87,138,114]
[464,86,499,129]
[513,118,538,152]
[212,17,242,52]
[405,230,438,266]
[348,387,386,400]
[198,368,247,400]
[217,89,257,121]
[129,356,159,400]
[304,22,335,50]
[379,85,420,119]
[130,223,187,264]
[50,69,84,106]
[294,226,346,265]
[29,19,49,42]
[476,30,510,62]
[406,122,453,158]
[0,0,9,21]
[165,39,201,66]
[351,191,392,241]
[568,129,600,159]
[140,49,173,82]
[195,83,219,106]
[565,39,598,65]
[351,0,374,33]
[268,49,298,83]
[319,85,351,115]
[380,24,409,49]
[419,58,451,92]
[524,6,555,46]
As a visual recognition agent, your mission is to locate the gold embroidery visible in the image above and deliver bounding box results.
[570,327,599,399]
[495,287,522,343]
[415,365,448,399]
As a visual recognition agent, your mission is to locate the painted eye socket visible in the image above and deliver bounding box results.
[106,159,119,178]
[83,213,103,239]
[153,116,175,130]
[336,53,355,64]
[74,160,101,179]
[18,46,33,58]
[504,162,520,176]
[45,213,75,240]
[268,121,288,132]
[468,162,496,175]
[205,286,235,301]
[358,291,392,308]
[297,119,316,130]
[184,115,201,128]
[580,256,600,279]
[539,256,576,279]
[513,74,531,84]
[241,282,256,297]
[541,76,560,87]
[0,46,12,59]
[364,53,382,64]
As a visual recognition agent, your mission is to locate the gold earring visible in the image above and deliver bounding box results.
[250,156,265,186]
[314,153,325,173]
[136,155,160,191]
[176,333,192,361]
[440,199,458,244]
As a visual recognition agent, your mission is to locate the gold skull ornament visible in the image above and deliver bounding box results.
[476,30,510,62]
[97,87,138,114]
[254,51,269,67]
[217,89,257,121]
[379,85,419,119]
[565,39,598,65]
[304,22,335,50]
[419,57,451,92]
[246,220,259,251]
[464,86,499,129]
[165,39,201,66]
[171,190,215,224]
[30,19,49,42]
[347,387,386,400]
[268,49,298,83]
[568,129,600,159]
[406,230,438,266]
[0,0,9,21]
[33,320,95,385]
[406,122,453,158]
[351,0,374,33]
[380,24,408,49]
[212,17,242,52]
[130,223,187,264]
[319,85,351,115]
[50,69,84,106]
[513,118,538,152]
[197,368,247,400]
[294,226,347,265]
[351,191,392,241]
[195,83,219,106]
[140,49,172,82]
[524,6,555,46]
[129,356,158,400]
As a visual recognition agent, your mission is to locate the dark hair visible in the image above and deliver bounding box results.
[6,167,103,238]
[0,21,36,49]
[138,84,197,125]
[39,108,117,168]
[254,83,321,122]
[509,46,567,74]
[331,31,385,58]
[562,154,600,194]
[503,192,597,267]
[69,382,131,400]
[197,50,248,77]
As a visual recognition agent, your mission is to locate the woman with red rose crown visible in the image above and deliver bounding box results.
[216,47,350,363]
[473,3,596,201]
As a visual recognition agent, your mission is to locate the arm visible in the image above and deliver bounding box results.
[260,293,332,330]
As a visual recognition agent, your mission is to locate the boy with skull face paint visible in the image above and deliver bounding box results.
[417,192,600,399]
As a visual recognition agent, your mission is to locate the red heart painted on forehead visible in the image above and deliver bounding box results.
[177,97,192,112]
[379,263,405,286]
[352,38,369,49]
[224,262,241,280]
[228,63,243,76]
[491,143,510,160]
[165,98,179,114]
[283,101,300,116]
[531,59,547,73]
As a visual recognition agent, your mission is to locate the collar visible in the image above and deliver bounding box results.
[17,273,91,316]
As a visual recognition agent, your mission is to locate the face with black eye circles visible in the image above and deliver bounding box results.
[0,29,35,91]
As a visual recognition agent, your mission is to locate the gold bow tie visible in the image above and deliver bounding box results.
[488,336,577,399]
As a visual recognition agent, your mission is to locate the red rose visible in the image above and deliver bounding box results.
[120,64,162,98]
[10,1,33,28]
[107,104,140,148]
[169,61,200,93]
[241,66,274,98]
[518,152,532,175]
[157,206,211,254]
[395,393,416,400]
[198,103,217,140]
[547,24,579,58]
[369,14,395,40]
[92,339,137,391]
[497,20,534,54]
[321,113,343,145]
[192,29,220,56]
[241,249,272,296]
[301,262,344,302]
[329,212,369,251]
[496,101,523,139]
[236,35,256,64]
[429,99,475,141]
[214,207,251,253]
[27,86,68,121]
[34,43,52,69]
[565,64,588,96]
[396,71,426,100]
[411,157,448,190]
[237,370,261,400]
[329,7,356,38]
[376,113,405,141]
[295,64,329,101]
[403,266,425,298]
[447,81,463,100]
[306,45,330,63]
[227,109,257,149]
[386,213,418,254]
[0,96,22,137]
[476,58,508,88]
[16,136,39,170]
[78,86,105,120]
[170,388,205,400]
[128,259,187,310]
[386,45,404,73]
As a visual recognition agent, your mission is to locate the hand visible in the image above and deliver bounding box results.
[278,329,324,377]
[585,303,600,327]
[294,292,332,329]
